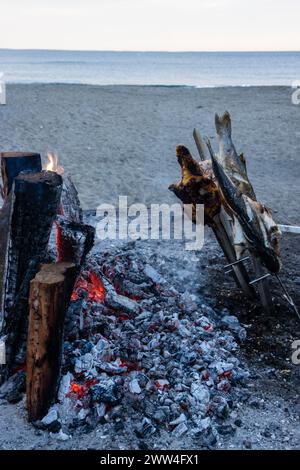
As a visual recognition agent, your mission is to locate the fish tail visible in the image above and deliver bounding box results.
[215,111,232,138]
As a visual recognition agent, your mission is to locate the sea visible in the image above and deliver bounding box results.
[0,49,300,87]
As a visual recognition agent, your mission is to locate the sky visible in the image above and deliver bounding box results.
[0,0,299,51]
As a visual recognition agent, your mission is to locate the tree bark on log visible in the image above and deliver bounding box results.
[0,152,42,199]
[0,171,63,383]
[26,262,77,422]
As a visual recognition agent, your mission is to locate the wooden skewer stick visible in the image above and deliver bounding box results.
[193,128,207,162]
[192,129,255,297]
[212,214,255,297]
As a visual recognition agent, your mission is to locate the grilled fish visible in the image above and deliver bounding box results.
[211,152,281,273]
[215,111,256,200]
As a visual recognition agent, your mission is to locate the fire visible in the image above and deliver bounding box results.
[71,272,106,302]
[69,379,98,399]
[43,152,64,175]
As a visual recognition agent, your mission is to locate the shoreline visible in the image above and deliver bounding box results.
[4,83,294,89]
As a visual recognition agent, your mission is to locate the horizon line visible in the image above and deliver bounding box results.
[0,48,300,54]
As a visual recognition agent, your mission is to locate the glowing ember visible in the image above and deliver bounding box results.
[71,272,106,302]
[43,152,64,175]
[69,379,98,399]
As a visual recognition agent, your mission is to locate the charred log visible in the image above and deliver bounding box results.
[0,152,42,200]
[0,171,63,383]
[56,215,95,265]
[60,176,83,223]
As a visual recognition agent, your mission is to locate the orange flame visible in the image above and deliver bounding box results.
[71,272,106,303]
[44,152,64,175]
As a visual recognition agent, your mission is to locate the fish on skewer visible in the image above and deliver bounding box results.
[215,111,256,200]
[169,145,222,226]
[210,152,281,273]
[170,145,255,296]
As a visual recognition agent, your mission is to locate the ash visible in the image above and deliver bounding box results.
[42,214,251,449]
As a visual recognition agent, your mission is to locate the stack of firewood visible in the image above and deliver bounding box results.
[0,152,94,421]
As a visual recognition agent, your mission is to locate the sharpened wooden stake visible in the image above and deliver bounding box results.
[212,214,255,297]
[193,128,207,162]
[26,262,77,422]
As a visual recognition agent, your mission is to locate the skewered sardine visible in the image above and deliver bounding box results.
[215,111,256,200]
[211,153,281,273]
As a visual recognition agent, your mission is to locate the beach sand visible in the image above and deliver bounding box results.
[0,85,299,450]
[0,84,299,223]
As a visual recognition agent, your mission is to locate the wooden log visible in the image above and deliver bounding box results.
[56,215,95,265]
[0,171,63,383]
[60,176,83,223]
[26,262,77,421]
[0,152,42,199]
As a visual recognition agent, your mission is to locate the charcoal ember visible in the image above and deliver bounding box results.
[115,279,152,300]
[41,408,58,426]
[135,418,156,438]
[74,353,94,374]
[220,314,247,342]
[73,339,94,354]
[190,382,210,404]
[90,382,122,405]
[153,409,167,424]
[49,240,251,439]
[211,396,230,419]
[128,378,142,394]
[97,360,127,374]
[192,416,211,433]
[144,264,166,285]
[217,423,236,436]
[0,370,25,403]
[194,427,218,448]
[50,429,70,441]
[172,422,188,437]
[47,420,62,433]
[178,292,198,313]
[58,372,73,402]
[102,279,139,314]
[169,413,187,426]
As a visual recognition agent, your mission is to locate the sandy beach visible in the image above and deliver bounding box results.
[0,84,299,223]
[0,84,299,451]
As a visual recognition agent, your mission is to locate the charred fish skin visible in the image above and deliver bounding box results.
[211,153,281,273]
[215,111,256,200]
[215,111,244,171]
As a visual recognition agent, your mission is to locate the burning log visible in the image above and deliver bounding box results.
[26,262,77,421]
[0,152,42,200]
[57,165,95,265]
[60,176,83,223]
[56,215,95,265]
[0,171,63,383]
